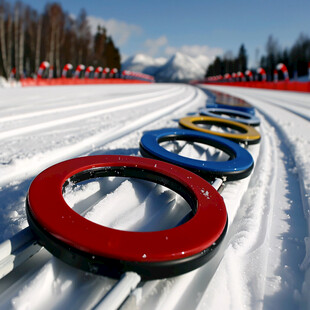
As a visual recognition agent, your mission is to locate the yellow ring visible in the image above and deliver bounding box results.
[179,116,261,144]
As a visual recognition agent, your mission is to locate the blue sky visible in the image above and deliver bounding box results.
[22,0,310,67]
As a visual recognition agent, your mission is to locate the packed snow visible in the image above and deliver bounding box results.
[0,83,309,310]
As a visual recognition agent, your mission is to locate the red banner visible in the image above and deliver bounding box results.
[20,78,152,87]
[199,81,310,93]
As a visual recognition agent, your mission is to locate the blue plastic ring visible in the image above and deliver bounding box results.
[206,102,256,115]
[140,128,254,181]
[200,108,260,126]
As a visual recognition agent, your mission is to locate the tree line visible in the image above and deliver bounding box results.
[206,34,310,81]
[206,44,247,78]
[0,1,121,79]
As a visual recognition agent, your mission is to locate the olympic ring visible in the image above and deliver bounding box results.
[200,108,260,126]
[207,102,256,115]
[205,90,256,115]
[140,129,254,181]
[26,155,227,279]
[179,116,261,144]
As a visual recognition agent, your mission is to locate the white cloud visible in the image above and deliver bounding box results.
[87,16,142,46]
[144,36,168,57]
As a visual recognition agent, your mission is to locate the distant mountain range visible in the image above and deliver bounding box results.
[122,53,210,83]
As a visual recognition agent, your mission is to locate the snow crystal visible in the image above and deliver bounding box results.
[201,189,210,198]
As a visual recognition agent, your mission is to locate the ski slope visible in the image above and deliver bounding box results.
[0,83,309,309]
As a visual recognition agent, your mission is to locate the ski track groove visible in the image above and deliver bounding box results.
[214,110,279,309]
[256,98,310,122]
[0,85,173,115]
[0,86,178,123]
[248,91,310,110]
[256,108,306,310]
[0,87,184,140]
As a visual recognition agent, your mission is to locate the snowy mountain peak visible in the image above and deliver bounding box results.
[170,52,191,63]
[122,54,167,76]
[155,52,209,82]
[123,54,166,67]
[122,52,209,82]
[167,52,204,70]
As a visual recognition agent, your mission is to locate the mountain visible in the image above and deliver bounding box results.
[122,52,210,82]
[155,52,209,82]
[122,54,167,76]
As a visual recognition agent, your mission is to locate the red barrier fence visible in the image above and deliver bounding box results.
[199,81,310,93]
[20,78,152,87]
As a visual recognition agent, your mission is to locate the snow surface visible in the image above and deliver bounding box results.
[0,83,309,309]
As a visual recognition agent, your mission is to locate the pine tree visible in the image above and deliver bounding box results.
[237,44,247,72]
[0,1,121,79]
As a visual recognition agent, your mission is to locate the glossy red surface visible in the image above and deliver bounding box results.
[27,155,227,262]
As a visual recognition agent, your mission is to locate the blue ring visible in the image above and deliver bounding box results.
[200,108,260,126]
[207,102,256,115]
[139,128,254,181]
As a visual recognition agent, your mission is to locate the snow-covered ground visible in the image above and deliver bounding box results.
[0,83,309,309]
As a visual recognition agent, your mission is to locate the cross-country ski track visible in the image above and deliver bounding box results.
[0,83,309,310]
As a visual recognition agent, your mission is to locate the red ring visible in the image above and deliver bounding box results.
[27,155,227,263]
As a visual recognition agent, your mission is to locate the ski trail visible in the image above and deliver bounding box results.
[257,110,307,310]
[0,86,183,140]
[0,86,177,124]
[2,84,308,310]
[201,85,310,309]
[0,86,197,187]
[236,89,310,109]
[198,112,278,310]
[255,97,310,121]
[0,84,172,114]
